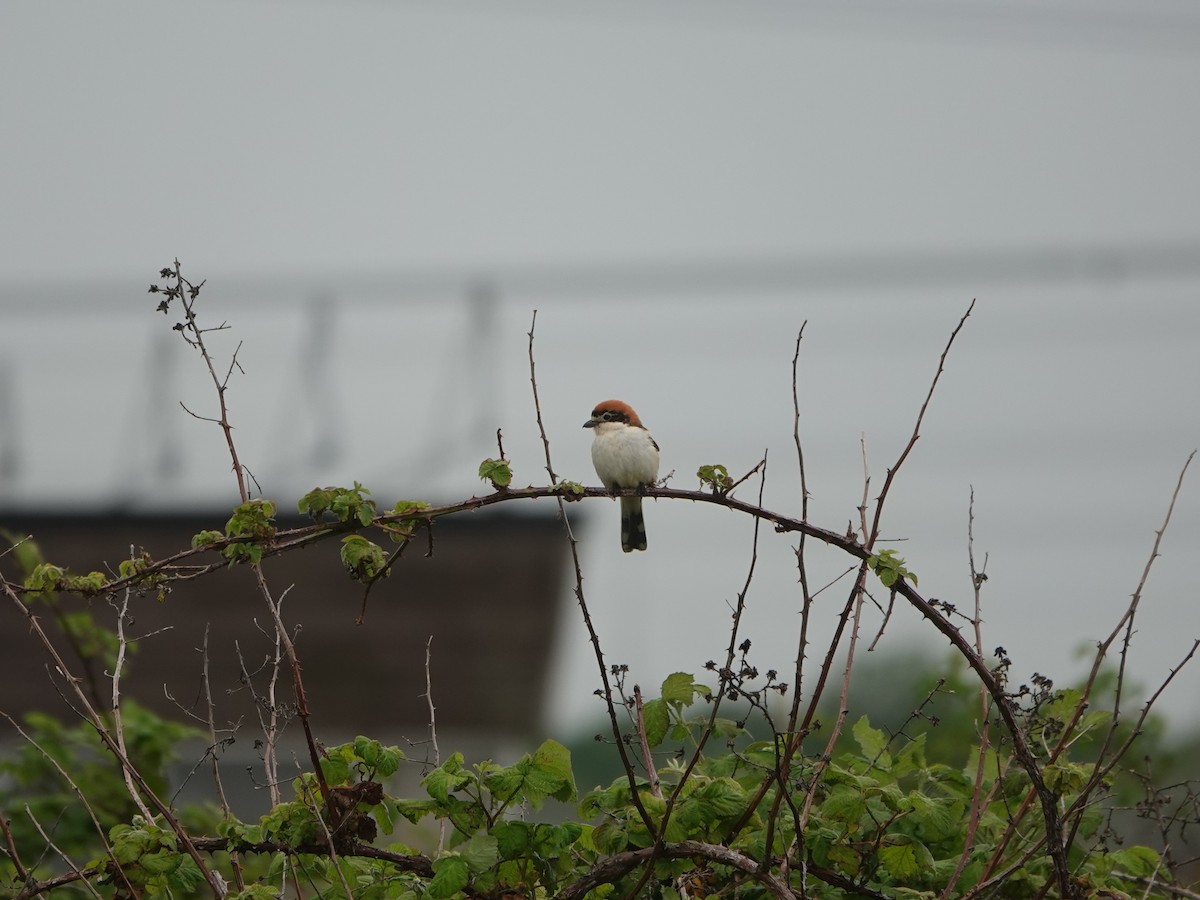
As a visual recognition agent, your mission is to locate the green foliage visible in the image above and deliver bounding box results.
[23,562,108,596]
[116,551,170,598]
[697,463,733,493]
[222,498,277,565]
[551,479,586,496]
[340,535,388,581]
[0,647,1186,899]
[869,547,919,587]
[383,499,432,543]
[641,671,714,749]
[190,528,223,550]
[0,703,202,865]
[23,561,66,592]
[298,482,378,527]
[11,541,126,669]
[103,817,206,894]
[477,457,513,490]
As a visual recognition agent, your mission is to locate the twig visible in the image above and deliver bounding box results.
[1076,451,1195,775]
[942,487,996,900]
[555,839,797,900]
[527,310,557,485]
[524,309,653,833]
[798,567,869,831]
[160,264,333,831]
[0,807,28,884]
[423,636,447,855]
[658,450,768,850]
[858,432,871,543]
[632,686,662,800]
[865,299,975,549]
[787,323,815,734]
[111,559,155,821]
[298,780,354,900]
[201,624,245,892]
[357,534,412,625]
[22,808,102,900]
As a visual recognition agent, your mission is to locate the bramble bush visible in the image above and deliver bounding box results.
[1,264,1197,899]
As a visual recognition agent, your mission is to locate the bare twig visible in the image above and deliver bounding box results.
[524,310,654,834]
[0,807,28,884]
[1076,451,1195,774]
[201,624,245,892]
[943,487,998,900]
[423,636,448,855]
[111,562,155,821]
[632,686,662,800]
[659,450,768,844]
[555,839,798,900]
[22,808,103,900]
[161,265,333,830]
[865,299,975,549]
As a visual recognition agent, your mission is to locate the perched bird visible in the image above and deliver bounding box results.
[583,399,660,552]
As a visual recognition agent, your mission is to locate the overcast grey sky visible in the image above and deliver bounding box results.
[2,1,1199,732]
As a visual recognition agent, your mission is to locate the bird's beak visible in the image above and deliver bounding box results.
[583,417,598,429]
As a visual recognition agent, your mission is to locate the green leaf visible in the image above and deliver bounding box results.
[696,464,733,492]
[867,548,918,588]
[592,820,629,855]
[320,753,352,786]
[298,487,335,517]
[225,498,277,538]
[372,796,395,835]
[1044,761,1089,795]
[24,562,65,592]
[879,836,933,880]
[478,458,513,489]
[427,856,470,898]
[423,753,468,804]
[893,733,927,775]
[60,570,106,594]
[167,856,205,892]
[484,763,524,800]
[642,698,668,748]
[693,777,745,818]
[531,739,576,802]
[393,798,438,825]
[340,535,388,581]
[1107,845,1159,878]
[191,529,223,550]
[661,672,698,706]
[909,792,961,843]
[820,786,866,824]
[493,821,532,859]
[826,843,861,876]
[459,833,500,873]
[852,715,888,760]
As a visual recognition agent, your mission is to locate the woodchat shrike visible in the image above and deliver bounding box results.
[584,399,660,552]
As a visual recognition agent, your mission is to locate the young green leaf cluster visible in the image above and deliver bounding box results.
[222,499,277,566]
[868,548,919,588]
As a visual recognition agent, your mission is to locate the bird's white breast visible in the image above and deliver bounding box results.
[590,423,660,489]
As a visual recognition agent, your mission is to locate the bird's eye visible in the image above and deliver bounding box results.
[604,411,621,421]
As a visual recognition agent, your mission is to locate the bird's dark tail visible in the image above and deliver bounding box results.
[620,496,648,552]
